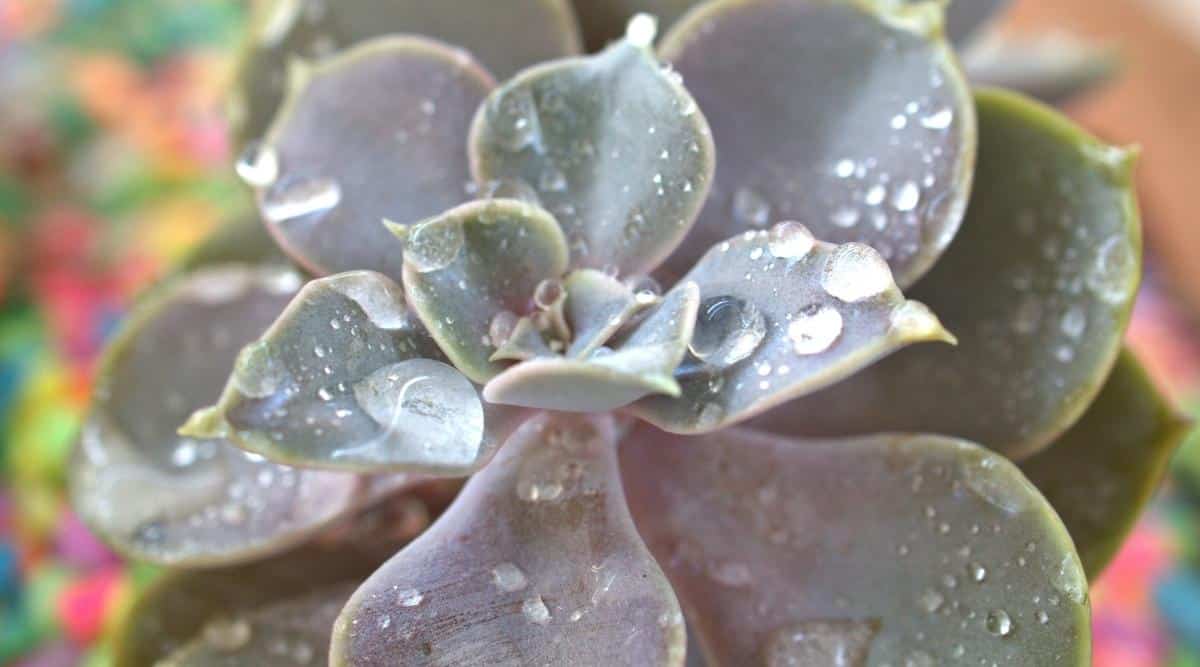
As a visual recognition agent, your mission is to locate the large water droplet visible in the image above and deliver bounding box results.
[689,296,767,369]
[397,588,424,607]
[522,595,552,625]
[261,176,341,223]
[487,88,543,153]
[492,562,529,593]
[768,221,816,260]
[788,304,843,355]
[1051,553,1088,605]
[821,244,895,303]
[763,619,877,667]
[920,107,954,130]
[405,220,465,273]
[233,341,289,399]
[1088,235,1136,304]
[985,609,1014,637]
[962,454,1029,515]
[236,141,279,188]
[892,181,921,212]
[346,359,484,466]
[733,187,771,228]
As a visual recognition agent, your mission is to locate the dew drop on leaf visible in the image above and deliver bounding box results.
[522,595,552,625]
[405,219,465,273]
[236,141,279,188]
[787,304,843,356]
[261,176,341,223]
[689,296,767,369]
[985,609,1014,637]
[767,221,815,260]
[762,620,877,667]
[821,244,895,303]
[491,562,529,593]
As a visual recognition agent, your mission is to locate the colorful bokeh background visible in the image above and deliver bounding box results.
[2,1,1200,665]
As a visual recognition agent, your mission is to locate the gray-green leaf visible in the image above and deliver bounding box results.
[633,224,953,434]
[69,266,370,567]
[621,425,1090,666]
[469,25,715,276]
[182,271,527,475]
[657,0,976,289]
[753,89,1141,460]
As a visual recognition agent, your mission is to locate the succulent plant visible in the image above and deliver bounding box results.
[70,1,1189,665]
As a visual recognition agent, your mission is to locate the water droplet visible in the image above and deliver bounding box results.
[1088,236,1135,303]
[962,454,1029,514]
[487,87,542,153]
[905,650,934,667]
[689,296,767,369]
[968,561,987,583]
[763,619,877,667]
[377,614,392,630]
[821,244,895,303]
[768,221,816,259]
[405,219,464,273]
[492,562,529,593]
[733,187,771,227]
[398,588,424,607]
[522,595,552,625]
[203,618,252,651]
[1060,306,1087,339]
[233,341,288,399]
[262,176,341,223]
[921,107,954,130]
[865,184,887,206]
[835,159,856,178]
[917,588,944,613]
[892,181,921,212]
[347,359,484,466]
[985,609,1014,637]
[625,13,659,48]
[236,141,279,187]
[1051,553,1087,605]
[788,304,843,355]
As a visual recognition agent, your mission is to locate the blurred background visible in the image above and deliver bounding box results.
[2,0,1200,665]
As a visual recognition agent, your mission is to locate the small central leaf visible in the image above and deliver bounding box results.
[469,26,716,276]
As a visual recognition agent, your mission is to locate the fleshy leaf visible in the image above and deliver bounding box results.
[964,30,1119,105]
[230,0,582,147]
[183,270,526,475]
[482,281,700,412]
[330,413,686,666]
[469,23,716,277]
[570,1,702,51]
[621,426,1091,666]
[633,225,953,434]
[250,37,494,278]
[159,584,356,667]
[564,269,648,358]
[753,89,1142,459]
[401,199,570,383]
[69,266,370,567]
[1021,349,1190,579]
[657,0,975,289]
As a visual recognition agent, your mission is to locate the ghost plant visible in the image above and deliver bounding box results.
[71,1,1188,665]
